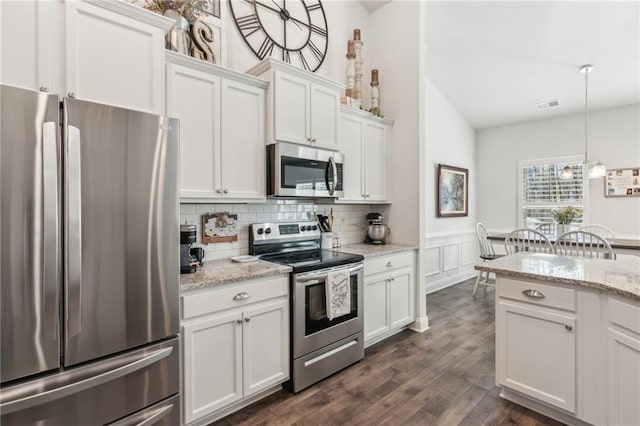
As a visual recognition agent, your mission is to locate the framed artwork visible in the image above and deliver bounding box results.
[605,167,640,197]
[201,212,238,244]
[437,164,469,217]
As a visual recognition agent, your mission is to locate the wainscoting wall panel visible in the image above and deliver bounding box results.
[424,229,478,294]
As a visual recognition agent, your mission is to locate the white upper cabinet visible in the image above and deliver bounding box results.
[65,1,169,114]
[1,0,58,93]
[247,58,343,149]
[1,0,171,114]
[337,107,392,203]
[166,52,267,202]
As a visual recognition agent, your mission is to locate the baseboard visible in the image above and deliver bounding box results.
[499,388,590,426]
[425,270,477,294]
[408,315,429,333]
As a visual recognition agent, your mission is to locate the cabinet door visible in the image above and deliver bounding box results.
[242,300,289,397]
[182,311,243,424]
[389,267,413,329]
[337,114,365,201]
[310,84,339,147]
[65,1,164,113]
[273,71,310,145]
[1,0,57,93]
[364,121,388,202]
[364,275,389,342]
[166,63,221,200]
[607,328,640,426]
[220,80,266,201]
[496,301,576,413]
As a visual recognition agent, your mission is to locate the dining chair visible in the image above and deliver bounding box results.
[504,228,555,254]
[535,222,557,236]
[473,223,504,296]
[577,224,616,239]
[554,230,615,259]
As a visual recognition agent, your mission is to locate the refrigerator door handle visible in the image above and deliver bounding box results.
[42,121,59,339]
[0,346,173,415]
[67,125,82,337]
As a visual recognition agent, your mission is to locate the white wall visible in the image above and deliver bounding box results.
[423,76,477,294]
[477,104,640,238]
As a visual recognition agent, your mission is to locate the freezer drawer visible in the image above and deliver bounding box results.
[0,338,179,425]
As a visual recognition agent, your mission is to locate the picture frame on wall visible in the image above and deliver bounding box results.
[203,0,221,18]
[437,164,469,217]
[604,167,640,197]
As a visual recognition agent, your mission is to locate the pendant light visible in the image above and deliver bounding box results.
[560,64,606,179]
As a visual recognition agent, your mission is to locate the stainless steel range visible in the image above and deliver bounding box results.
[250,221,364,393]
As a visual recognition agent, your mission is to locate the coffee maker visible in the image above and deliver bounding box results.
[364,212,390,245]
[180,224,198,274]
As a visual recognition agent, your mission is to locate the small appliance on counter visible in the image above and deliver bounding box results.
[181,224,202,274]
[365,212,390,245]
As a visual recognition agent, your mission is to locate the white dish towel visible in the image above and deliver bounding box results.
[325,269,350,321]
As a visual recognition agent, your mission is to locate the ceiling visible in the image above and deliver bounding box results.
[358,0,391,14]
[424,1,640,130]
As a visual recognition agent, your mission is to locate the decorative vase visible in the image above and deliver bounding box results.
[166,14,191,55]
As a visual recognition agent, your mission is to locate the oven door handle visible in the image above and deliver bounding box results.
[296,264,363,283]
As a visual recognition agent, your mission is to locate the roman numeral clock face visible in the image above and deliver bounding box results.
[230,0,328,72]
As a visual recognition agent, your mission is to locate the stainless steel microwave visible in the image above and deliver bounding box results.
[267,142,344,198]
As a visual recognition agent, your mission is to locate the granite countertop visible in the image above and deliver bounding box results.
[181,259,292,292]
[475,253,640,301]
[338,243,418,258]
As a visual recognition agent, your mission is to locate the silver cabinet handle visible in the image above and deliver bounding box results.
[43,122,59,339]
[312,137,317,143]
[245,318,251,323]
[0,346,172,414]
[223,189,228,194]
[236,319,242,324]
[233,292,250,301]
[67,125,82,337]
[386,262,394,267]
[67,92,76,98]
[565,325,573,331]
[40,86,49,92]
[522,289,545,299]
[216,189,222,194]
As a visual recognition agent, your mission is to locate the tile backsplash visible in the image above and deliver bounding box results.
[180,200,383,261]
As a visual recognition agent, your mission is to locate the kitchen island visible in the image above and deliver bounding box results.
[476,254,640,426]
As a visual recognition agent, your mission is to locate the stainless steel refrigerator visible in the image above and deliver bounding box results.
[0,85,180,425]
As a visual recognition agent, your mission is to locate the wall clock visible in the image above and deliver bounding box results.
[229,0,328,72]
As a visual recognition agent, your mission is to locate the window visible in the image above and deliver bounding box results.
[518,156,587,228]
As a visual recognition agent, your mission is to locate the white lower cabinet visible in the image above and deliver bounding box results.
[496,301,576,413]
[363,251,415,347]
[495,277,640,425]
[607,297,640,426]
[181,276,289,425]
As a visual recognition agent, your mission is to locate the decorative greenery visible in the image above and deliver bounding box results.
[144,0,207,22]
[552,206,581,224]
[358,105,384,118]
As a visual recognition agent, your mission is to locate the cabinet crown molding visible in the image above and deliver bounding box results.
[246,58,345,92]
[83,0,175,31]
[166,51,269,89]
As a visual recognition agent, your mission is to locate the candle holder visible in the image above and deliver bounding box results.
[346,40,355,98]
[370,69,380,115]
[353,29,363,108]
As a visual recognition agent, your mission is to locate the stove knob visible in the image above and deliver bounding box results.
[257,228,264,235]
[312,225,318,231]
[301,226,307,231]
[265,227,272,234]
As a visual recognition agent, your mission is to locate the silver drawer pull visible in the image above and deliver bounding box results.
[564,325,572,331]
[233,292,250,301]
[386,262,394,267]
[522,289,545,299]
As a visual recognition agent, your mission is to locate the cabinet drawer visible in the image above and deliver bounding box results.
[609,297,640,335]
[497,278,575,312]
[364,251,414,277]
[182,275,288,319]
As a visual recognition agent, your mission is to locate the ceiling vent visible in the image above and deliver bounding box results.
[535,99,560,110]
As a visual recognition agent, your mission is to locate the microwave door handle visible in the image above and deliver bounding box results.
[327,157,337,196]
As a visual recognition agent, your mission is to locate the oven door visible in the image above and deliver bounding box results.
[268,142,344,198]
[293,263,363,359]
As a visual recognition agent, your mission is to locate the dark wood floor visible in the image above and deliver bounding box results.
[212,279,564,425]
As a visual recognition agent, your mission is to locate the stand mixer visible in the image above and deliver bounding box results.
[364,212,390,245]
[180,224,198,274]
